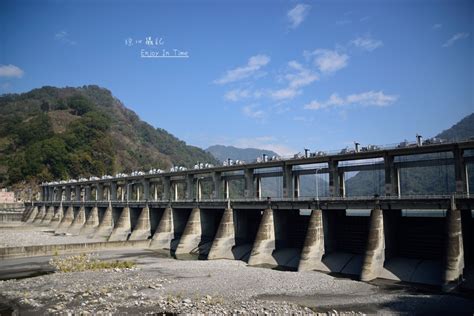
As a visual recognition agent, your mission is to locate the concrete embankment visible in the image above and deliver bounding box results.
[0,240,151,259]
[0,203,25,223]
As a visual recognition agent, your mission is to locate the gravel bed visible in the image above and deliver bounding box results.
[1,251,474,314]
[0,227,106,248]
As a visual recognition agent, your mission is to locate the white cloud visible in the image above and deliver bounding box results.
[225,89,251,102]
[55,30,77,45]
[442,32,470,47]
[224,88,263,102]
[214,54,270,85]
[0,64,24,78]
[336,20,351,26]
[304,91,398,110]
[242,105,265,119]
[234,136,296,156]
[287,4,311,29]
[351,35,383,52]
[432,23,442,30]
[269,61,318,101]
[307,49,349,74]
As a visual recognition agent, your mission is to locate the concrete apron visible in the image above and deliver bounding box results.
[94,205,114,238]
[80,206,99,236]
[208,208,236,260]
[108,207,131,242]
[68,206,87,235]
[55,206,75,234]
[175,208,202,260]
[248,208,278,268]
[129,206,152,241]
[149,207,174,254]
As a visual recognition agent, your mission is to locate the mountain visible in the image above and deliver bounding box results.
[345,113,474,196]
[206,145,278,163]
[0,85,218,190]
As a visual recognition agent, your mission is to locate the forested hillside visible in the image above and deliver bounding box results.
[0,85,218,189]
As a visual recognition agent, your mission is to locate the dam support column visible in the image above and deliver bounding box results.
[75,186,81,202]
[142,180,150,201]
[186,175,195,200]
[50,204,64,228]
[64,187,71,201]
[163,177,171,201]
[33,205,46,224]
[41,205,55,224]
[110,182,117,201]
[68,206,86,235]
[108,206,131,241]
[175,207,202,259]
[384,155,400,197]
[129,205,151,240]
[360,207,385,282]
[80,205,99,235]
[244,169,255,199]
[56,206,75,233]
[213,172,223,200]
[454,148,469,196]
[208,205,236,260]
[248,208,277,267]
[298,209,325,271]
[282,165,293,199]
[443,198,465,291]
[26,205,39,223]
[150,207,174,252]
[94,203,114,238]
[329,160,340,197]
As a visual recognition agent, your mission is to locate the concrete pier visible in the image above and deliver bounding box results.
[41,206,55,224]
[443,205,465,290]
[175,207,202,259]
[68,206,86,235]
[360,208,385,281]
[49,205,64,228]
[150,207,174,252]
[21,205,33,222]
[298,209,325,271]
[248,208,278,268]
[208,207,236,260]
[108,206,131,241]
[94,204,114,238]
[129,205,151,240]
[25,206,38,223]
[80,206,99,235]
[33,205,46,224]
[56,206,75,233]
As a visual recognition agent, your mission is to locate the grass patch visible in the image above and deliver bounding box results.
[49,253,136,273]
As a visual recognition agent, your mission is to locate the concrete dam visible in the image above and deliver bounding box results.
[20,140,474,290]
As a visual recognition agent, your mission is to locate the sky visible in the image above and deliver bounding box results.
[0,0,473,156]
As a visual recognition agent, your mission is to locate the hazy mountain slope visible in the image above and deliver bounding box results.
[206,145,278,163]
[206,144,327,197]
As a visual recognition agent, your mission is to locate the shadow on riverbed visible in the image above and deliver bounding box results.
[258,280,474,315]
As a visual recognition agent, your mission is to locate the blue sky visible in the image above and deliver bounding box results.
[1,0,473,156]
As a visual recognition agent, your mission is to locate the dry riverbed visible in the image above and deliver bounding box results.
[0,225,105,248]
[1,249,474,315]
[1,226,474,314]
